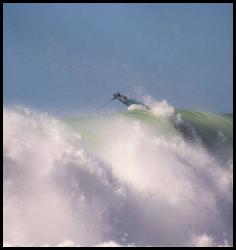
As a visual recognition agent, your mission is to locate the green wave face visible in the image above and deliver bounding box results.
[66,109,233,161]
[175,110,233,159]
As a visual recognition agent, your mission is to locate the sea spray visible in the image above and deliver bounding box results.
[142,95,175,118]
[3,106,233,247]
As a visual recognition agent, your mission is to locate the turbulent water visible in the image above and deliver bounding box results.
[3,100,233,247]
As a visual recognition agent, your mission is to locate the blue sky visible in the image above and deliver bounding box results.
[3,3,233,115]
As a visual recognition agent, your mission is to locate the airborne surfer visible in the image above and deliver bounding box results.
[112,92,150,110]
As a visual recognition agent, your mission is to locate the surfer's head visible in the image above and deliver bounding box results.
[113,92,121,98]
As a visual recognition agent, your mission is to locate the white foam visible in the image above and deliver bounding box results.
[190,234,232,247]
[3,106,233,247]
[142,95,175,118]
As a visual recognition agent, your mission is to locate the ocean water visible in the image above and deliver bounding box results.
[3,100,233,247]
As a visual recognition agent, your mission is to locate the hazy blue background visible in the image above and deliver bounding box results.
[3,3,233,116]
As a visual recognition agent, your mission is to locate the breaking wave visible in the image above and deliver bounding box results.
[3,101,233,247]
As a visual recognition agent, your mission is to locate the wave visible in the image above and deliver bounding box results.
[3,102,233,247]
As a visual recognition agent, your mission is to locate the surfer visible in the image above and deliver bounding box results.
[112,92,150,109]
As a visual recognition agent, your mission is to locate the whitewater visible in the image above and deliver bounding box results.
[3,99,233,247]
